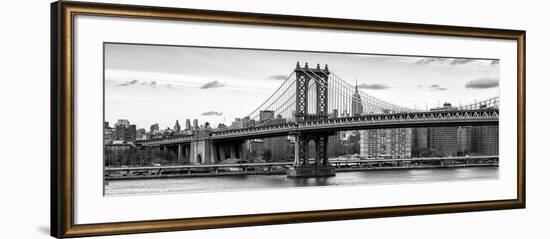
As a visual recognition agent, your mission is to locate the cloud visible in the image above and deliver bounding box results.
[431,87,448,91]
[117,79,162,89]
[465,77,499,89]
[419,84,447,91]
[415,57,476,66]
[201,111,223,116]
[117,79,139,87]
[357,83,389,90]
[430,84,447,91]
[199,80,225,89]
[268,74,288,80]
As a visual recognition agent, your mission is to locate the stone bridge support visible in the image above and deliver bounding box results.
[189,139,246,164]
[189,139,212,164]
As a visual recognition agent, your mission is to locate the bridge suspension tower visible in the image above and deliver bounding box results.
[289,62,335,177]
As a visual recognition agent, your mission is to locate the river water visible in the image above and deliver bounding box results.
[105,167,498,196]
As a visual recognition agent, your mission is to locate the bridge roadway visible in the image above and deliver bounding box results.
[137,109,499,147]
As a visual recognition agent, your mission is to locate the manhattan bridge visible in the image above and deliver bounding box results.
[137,62,499,177]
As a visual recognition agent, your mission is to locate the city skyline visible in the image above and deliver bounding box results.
[105,43,499,129]
[104,118,209,136]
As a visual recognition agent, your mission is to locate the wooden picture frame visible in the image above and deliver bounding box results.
[51,1,525,238]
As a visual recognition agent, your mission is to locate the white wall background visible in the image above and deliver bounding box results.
[0,0,546,238]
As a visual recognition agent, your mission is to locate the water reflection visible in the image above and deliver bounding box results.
[291,177,331,187]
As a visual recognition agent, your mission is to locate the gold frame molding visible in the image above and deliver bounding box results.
[51,1,526,238]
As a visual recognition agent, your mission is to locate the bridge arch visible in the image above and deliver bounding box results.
[306,137,318,165]
[307,80,318,115]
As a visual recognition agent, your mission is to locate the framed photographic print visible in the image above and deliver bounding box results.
[51,1,526,238]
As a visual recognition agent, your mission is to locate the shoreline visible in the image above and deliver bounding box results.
[105,163,498,181]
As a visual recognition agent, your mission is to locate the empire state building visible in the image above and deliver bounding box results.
[351,81,364,116]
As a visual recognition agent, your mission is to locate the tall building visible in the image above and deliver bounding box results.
[115,119,130,128]
[230,117,256,128]
[263,115,285,126]
[338,131,361,155]
[425,103,460,157]
[259,110,275,122]
[150,123,159,134]
[247,139,265,160]
[174,120,181,133]
[192,119,199,129]
[103,122,114,144]
[430,102,457,112]
[136,128,147,140]
[471,126,499,155]
[243,117,256,127]
[326,134,344,157]
[185,119,191,131]
[125,124,137,142]
[457,126,473,156]
[217,123,227,129]
[230,118,242,128]
[262,136,291,162]
[428,127,458,157]
[351,81,364,116]
[411,128,429,156]
[113,121,137,143]
[115,124,126,141]
[360,128,412,159]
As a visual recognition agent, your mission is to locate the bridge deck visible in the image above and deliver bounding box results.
[137,109,499,146]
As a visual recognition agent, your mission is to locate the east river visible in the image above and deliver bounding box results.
[105,167,498,196]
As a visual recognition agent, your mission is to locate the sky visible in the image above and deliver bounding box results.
[104,43,500,130]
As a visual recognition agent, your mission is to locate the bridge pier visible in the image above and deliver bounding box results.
[287,133,335,178]
[188,137,247,164]
[190,139,210,164]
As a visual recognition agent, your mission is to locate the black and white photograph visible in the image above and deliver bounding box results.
[103,43,500,196]
[2,0,541,238]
